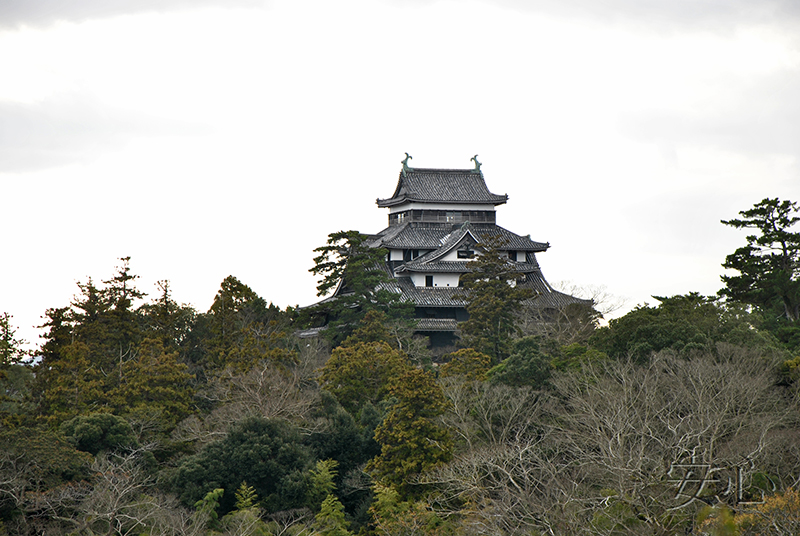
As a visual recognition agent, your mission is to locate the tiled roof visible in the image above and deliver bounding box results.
[414,318,459,332]
[519,272,594,309]
[371,222,548,252]
[307,266,589,320]
[370,223,447,249]
[377,169,508,207]
[394,278,467,307]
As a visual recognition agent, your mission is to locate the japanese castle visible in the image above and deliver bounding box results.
[316,155,586,344]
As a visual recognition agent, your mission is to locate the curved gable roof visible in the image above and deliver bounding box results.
[376,168,508,207]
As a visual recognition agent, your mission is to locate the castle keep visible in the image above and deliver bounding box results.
[315,155,586,344]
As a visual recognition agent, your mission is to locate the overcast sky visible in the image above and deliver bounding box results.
[2,0,799,348]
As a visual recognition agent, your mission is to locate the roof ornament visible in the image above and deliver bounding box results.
[401,153,413,177]
[470,155,482,173]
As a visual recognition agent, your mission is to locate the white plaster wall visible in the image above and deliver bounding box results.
[409,272,462,287]
[389,249,404,261]
[437,273,461,287]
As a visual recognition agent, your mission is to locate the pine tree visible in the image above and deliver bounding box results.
[721,198,800,320]
[721,198,800,348]
[458,234,533,361]
[305,230,412,343]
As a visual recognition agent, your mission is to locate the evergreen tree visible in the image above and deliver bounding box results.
[305,459,339,512]
[172,417,314,514]
[487,336,553,388]
[0,313,33,423]
[314,494,352,536]
[0,312,29,368]
[60,412,138,455]
[202,275,294,372]
[368,368,452,497]
[106,338,194,428]
[721,198,800,349]
[32,259,198,430]
[439,348,492,381]
[590,293,784,362]
[234,481,258,511]
[305,230,412,343]
[458,234,533,362]
[138,280,197,354]
[318,341,410,417]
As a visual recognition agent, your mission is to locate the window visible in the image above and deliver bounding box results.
[425,275,434,287]
[508,251,518,261]
[457,241,475,259]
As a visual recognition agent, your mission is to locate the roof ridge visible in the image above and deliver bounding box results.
[405,167,480,173]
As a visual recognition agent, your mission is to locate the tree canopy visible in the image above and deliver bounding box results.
[458,234,533,361]
[5,203,800,536]
[305,230,412,343]
[721,198,800,348]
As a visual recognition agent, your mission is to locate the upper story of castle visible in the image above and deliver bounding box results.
[375,155,508,226]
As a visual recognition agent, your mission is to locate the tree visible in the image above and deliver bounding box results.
[32,259,148,423]
[517,299,603,346]
[430,347,794,536]
[721,198,800,346]
[202,275,295,372]
[106,338,195,429]
[458,235,533,362]
[439,348,492,381]
[317,340,410,417]
[0,427,92,528]
[171,417,314,514]
[734,488,800,535]
[369,484,449,536]
[549,348,791,534]
[0,313,29,368]
[440,379,542,449]
[60,413,139,456]
[0,313,32,421]
[314,494,352,536]
[589,293,784,362]
[487,336,553,389]
[138,280,197,355]
[306,230,412,343]
[368,368,453,497]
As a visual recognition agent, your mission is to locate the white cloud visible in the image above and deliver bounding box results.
[0,92,201,172]
[0,0,266,28]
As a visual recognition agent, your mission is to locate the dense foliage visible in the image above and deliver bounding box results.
[721,198,800,349]
[1,198,799,535]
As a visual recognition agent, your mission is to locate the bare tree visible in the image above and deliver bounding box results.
[173,338,330,446]
[427,346,795,536]
[439,378,542,449]
[550,346,791,534]
[517,283,624,345]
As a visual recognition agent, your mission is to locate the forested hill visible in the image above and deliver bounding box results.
[1,198,799,536]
